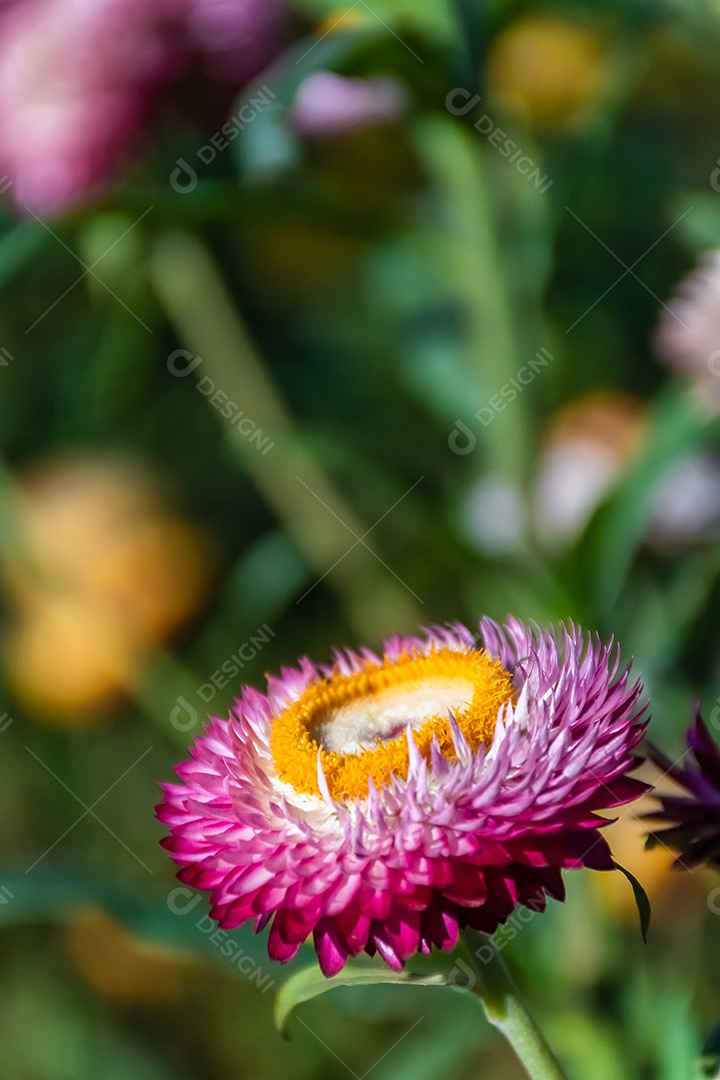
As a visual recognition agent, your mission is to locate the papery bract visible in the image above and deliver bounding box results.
[158,619,647,977]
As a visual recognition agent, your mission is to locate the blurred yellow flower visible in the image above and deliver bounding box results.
[317,7,374,34]
[64,908,199,1006]
[4,596,139,723]
[1,455,214,725]
[486,15,612,130]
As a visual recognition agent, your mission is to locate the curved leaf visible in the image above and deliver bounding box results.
[275,963,447,1037]
[613,862,651,943]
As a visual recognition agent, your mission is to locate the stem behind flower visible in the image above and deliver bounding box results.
[461,929,570,1080]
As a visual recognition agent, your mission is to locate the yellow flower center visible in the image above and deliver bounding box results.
[270,648,514,801]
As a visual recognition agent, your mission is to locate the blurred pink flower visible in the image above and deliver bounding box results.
[187,0,288,81]
[653,250,720,410]
[0,0,176,213]
[290,71,408,138]
[0,0,289,215]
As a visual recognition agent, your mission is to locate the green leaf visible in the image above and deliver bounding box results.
[282,0,457,48]
[699,1022,720,1079]
[669,192,720,254]
[275,963,447,1037]
[0,221,48,292]
[0,871,272,967]
[613,862,651,944]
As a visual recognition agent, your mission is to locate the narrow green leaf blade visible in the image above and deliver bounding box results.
[614,862,651,943]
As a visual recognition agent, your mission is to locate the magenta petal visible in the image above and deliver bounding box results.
[314,920,348,977]
[334,902,372,953]
[381,908,421,959]
[443,864,489,907]
[268,915,303,964]
[421,901,459,952]
[370,929,404,971]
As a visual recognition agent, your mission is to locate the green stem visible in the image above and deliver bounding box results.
[415,117,529,486]
[149,230,421,641]
[461,930,570,1080]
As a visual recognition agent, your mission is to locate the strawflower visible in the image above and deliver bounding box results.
[647,710,720,869]
[158,619,647,978]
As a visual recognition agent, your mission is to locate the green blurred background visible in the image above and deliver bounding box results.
[2,0,720,1077]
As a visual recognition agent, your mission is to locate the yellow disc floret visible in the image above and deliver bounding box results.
[270,648,514,801]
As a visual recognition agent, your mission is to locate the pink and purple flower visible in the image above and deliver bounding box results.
[158,619,648,977]
[647,710,720,870]
[0,0,290,215]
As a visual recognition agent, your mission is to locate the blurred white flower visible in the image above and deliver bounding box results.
[460,475,526,555]
[647,452,720,548]
[534,440,622,545]
[653,250,720,411]
[533,392,645,546]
